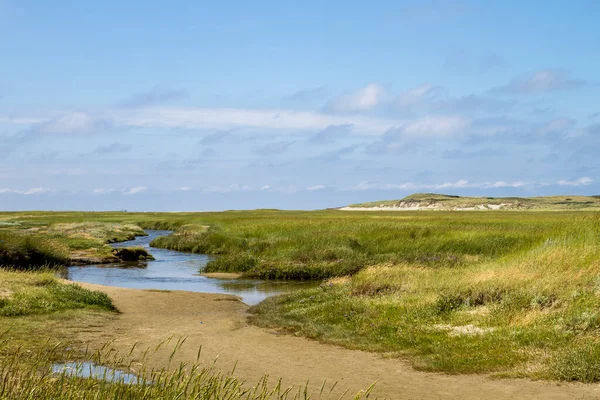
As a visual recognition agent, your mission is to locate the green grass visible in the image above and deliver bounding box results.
[0,269,115,317]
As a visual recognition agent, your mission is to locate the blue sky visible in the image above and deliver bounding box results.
[1,0,599,210]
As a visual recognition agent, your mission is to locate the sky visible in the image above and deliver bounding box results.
[0,0,599,211]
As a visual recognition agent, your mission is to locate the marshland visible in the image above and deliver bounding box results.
[2,198,600,399]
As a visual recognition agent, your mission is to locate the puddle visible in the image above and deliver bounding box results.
[52,362,142,384]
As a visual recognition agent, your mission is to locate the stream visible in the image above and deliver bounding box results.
[66,230,315,305]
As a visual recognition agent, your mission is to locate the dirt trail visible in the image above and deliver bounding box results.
[75,283,600,399]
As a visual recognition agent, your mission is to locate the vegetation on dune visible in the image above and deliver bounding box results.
[346,193,600,210]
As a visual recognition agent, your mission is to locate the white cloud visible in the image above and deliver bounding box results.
[0,187,51,195]
[123,186,147,195]
[0,116,44,125]
[205,184,301,194]
[207,184,252,193]
[113,106,399,135]
[23,187,50,195]
[557,177,593,186]
[179,186,191,191]
[5,105,479,139]
[393,84,514,114]
[36,112,99,134]
[436,179,469,189]
[326,84,387,113]
[306,185,326,191]
[485,181,528,188]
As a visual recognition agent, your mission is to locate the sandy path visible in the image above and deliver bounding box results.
[74,283,600,399]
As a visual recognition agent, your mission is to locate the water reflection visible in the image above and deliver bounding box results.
[52,362,142,384]
[66,230,317,305]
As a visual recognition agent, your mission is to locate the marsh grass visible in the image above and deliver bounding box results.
[250,214,600,381]
[3,210,600,381]
[149,211,552,279]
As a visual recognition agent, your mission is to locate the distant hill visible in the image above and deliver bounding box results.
[341,193,600,211]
